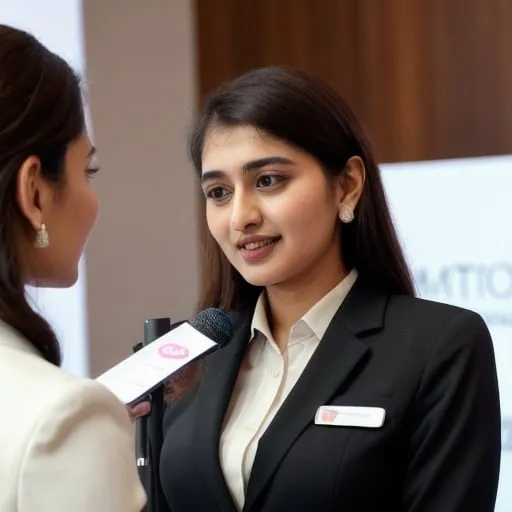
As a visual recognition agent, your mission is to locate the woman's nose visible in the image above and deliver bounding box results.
[229,192,262,231]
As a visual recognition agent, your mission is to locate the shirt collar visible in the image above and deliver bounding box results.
[250,268,358,342]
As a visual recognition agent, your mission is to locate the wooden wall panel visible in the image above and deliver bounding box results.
[194,0,512,163]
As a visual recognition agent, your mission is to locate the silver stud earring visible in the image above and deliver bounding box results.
[339,205,354,224]
[35,223,49,248]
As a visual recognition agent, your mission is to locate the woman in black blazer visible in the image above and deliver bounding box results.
[146,67,501,511]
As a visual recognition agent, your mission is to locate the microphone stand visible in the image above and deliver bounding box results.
[133,317,172,512]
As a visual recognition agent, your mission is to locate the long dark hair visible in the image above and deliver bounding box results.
[190,66,415,313]
[0,25,85,365]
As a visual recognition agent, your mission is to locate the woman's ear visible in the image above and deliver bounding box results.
[337,155,366,208]
[16,155,53,230]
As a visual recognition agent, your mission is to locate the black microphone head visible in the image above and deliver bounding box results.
[190,308,233,348]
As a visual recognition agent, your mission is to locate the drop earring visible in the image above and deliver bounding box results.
[339,205,354,224]
[35,223,49,248]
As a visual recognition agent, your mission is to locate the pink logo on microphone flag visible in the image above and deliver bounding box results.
[158,343,190,359]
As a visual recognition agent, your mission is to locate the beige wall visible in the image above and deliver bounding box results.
[82,0,200,376]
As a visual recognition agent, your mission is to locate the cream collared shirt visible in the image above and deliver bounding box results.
[219,269,358,510]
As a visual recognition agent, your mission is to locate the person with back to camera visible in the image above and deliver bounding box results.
[0,24,146,511]
[132,66,501,511]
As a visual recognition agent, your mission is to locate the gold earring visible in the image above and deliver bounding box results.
[339,205,354,224]
[35,223,49,248]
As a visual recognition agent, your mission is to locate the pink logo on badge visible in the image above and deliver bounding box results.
[321,408,338,423]
[158,343,189,359]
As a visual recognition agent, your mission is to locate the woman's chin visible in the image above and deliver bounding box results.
[238,267,289,289]
[29,269,79,289]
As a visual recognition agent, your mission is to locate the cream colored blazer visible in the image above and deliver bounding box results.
[0,321,146,511]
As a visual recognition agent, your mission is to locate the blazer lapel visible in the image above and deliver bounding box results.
[244,280,389,511]
[191,312,252,512]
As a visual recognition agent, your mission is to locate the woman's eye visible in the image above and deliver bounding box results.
[257,175,282,188]
[87,167,100,177]
[206,187,229,200]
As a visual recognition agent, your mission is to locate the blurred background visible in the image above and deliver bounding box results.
[1,0,511,508]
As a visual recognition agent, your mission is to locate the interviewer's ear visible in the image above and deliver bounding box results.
[16,155,55,232]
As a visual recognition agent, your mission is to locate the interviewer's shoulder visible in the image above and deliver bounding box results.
[22,367,135,458]
[46,375,133,428]
[9,349,131,432]
[18,373,146,511]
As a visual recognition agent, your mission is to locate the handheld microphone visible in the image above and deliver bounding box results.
[134,308,234,512]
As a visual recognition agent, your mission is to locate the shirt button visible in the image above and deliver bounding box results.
[271,370,280,378]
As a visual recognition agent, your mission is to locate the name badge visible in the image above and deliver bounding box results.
[315,406,386,428]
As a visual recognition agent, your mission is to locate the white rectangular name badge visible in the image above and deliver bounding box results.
[95,323,217,405]
[315,406,386,428]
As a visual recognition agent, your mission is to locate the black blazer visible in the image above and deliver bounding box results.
[158,280,501,511]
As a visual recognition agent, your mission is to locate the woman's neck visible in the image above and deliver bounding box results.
[265,254,348,351]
